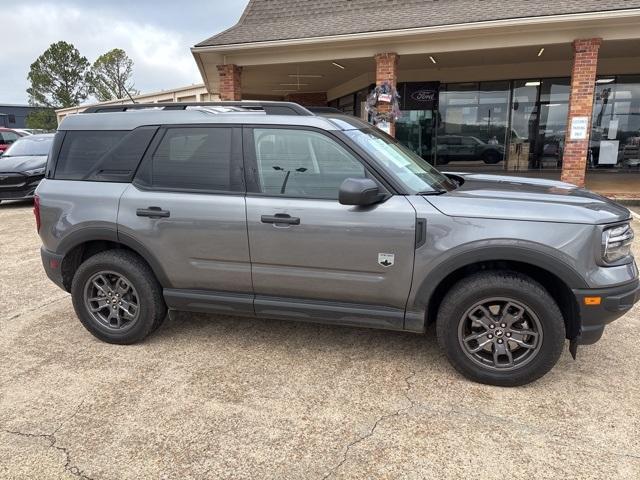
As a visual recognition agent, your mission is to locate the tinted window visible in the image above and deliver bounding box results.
[55,129,156,181]
[2,135,53,156]
[253,128,365,199]
[55,131,126,180]
[148,127,235,191]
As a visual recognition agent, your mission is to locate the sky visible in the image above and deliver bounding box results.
[0,0,251,105]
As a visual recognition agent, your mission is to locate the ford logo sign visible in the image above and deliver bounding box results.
[410,90,436,102]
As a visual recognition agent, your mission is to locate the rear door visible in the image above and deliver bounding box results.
[118,125,253,314]
[243,126,416,328]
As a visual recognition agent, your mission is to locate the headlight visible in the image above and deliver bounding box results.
[23,167,45,176]
[602,223,634,263]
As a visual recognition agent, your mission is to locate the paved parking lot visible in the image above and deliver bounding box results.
[1,201,639,479]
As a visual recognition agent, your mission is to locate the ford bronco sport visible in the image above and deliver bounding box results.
[36,101,639,386]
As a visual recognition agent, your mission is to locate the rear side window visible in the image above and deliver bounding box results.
[54,128,156,181]
[138,127,241,192]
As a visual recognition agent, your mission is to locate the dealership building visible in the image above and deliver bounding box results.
[191,0,640,198]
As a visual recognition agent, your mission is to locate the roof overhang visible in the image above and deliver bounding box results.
[192,8,640,93]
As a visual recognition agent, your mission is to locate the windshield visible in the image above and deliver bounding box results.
[344,128,456,193]
[3,135,53,157]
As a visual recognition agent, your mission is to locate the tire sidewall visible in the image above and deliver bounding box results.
[439,277,565,386]
[71,253,159,344]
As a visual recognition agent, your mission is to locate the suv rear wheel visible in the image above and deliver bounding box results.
[436,271,565,386]
[71,250,167,344]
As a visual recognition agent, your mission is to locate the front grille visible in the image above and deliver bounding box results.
[0,173,26,188]
[0,188,35,199]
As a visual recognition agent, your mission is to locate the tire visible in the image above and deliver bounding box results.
[482,151,501,164]
[71,250,167,344]
[436,271,565,387]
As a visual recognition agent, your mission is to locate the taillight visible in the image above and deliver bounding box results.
[33,195,41,233]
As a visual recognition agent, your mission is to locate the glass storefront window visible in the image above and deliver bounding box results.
[395,110,436,161]
[436,81,510,170]
[351,74,638,193]
[507,78,569,174]
[591,75,640,171]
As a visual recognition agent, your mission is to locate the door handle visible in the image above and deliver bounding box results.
[261,213,300,225]
[136,206,170,218]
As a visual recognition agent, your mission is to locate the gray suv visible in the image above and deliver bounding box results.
[36,102,639,386]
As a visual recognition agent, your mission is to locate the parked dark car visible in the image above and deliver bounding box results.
[435,135,505,164]
[0,128,26,153]
[0,133,54,203]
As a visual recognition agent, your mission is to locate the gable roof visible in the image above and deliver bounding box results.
[196,0,640,47]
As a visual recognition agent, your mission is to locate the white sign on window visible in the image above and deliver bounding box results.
[376,120,391,135]
[570,116,590,140]
[607,119,619,139]
[599,140,619,165]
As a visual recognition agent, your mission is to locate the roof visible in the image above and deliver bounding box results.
[57,109,366,132]
[196,0,640,47]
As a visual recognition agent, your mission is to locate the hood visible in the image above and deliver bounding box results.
[426,173,630,225]
[0,155,47,173]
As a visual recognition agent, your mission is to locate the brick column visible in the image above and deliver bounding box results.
[216,64,242,101]
[374,52,399,136]
[561,38,601,187]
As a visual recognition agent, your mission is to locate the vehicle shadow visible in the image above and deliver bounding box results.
[151,309,444,369]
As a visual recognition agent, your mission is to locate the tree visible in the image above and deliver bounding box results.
[25,108,58,131]
[27,41,90,108]
[87,48,138,102]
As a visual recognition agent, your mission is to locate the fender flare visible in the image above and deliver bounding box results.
[55,225,172,288]
[411,243,588,313]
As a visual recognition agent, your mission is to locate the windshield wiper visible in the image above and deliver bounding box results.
[417,189,447,195]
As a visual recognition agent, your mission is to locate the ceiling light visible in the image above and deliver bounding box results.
[537,47,545,57]
[332,62,345,69]
[429,56,437,64]
[525,81,541,87]
[279,83,310,86]
[596,78,615,84]
[272,89,296,92]
[288,74,323,78]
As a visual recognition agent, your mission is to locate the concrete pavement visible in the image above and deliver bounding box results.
[1,201,639,479]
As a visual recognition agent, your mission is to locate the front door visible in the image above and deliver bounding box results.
[243,126,416,328]
[118,125,253,314]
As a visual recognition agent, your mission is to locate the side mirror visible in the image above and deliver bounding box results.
[338,178,383,206]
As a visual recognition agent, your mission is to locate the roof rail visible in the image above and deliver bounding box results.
[82,101,314,116]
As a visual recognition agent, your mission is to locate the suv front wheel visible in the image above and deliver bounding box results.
[436,271,565,386]
[71,250,167,344]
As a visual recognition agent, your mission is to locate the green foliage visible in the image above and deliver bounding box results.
[87,48,139,102]
[27,41,90,108]
[25,108,58,131]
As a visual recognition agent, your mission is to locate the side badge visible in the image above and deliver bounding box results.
[378,253,395,267]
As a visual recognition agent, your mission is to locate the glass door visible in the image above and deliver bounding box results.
[395,110,437,164]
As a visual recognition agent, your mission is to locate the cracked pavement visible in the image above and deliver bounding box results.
[1,201,639,479]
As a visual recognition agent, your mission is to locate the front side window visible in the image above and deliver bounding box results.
[149,127,236,191]
[253,128,365,199]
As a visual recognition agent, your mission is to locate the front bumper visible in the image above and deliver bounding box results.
[0,174,42,201]
[573,279,640,344]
